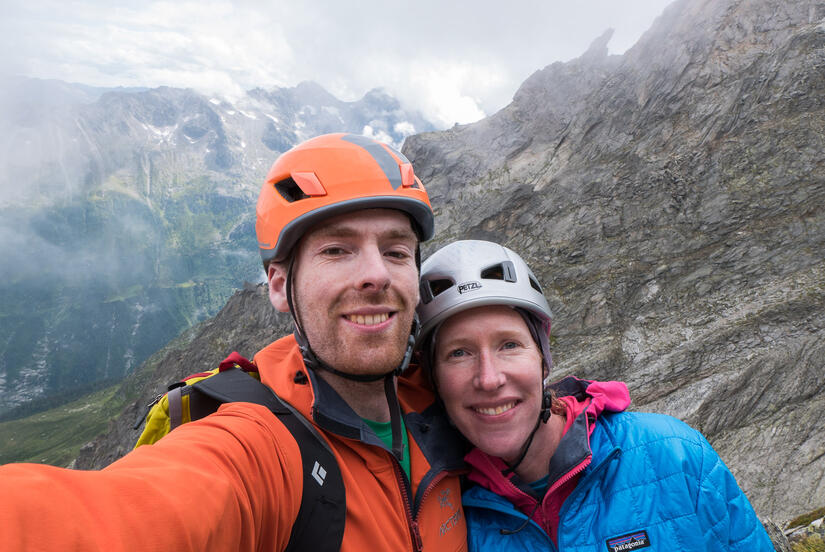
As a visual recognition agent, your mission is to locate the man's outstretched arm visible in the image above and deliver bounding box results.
[0,403,302,551]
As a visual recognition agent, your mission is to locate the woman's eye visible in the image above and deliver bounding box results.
[502,341,519,350]
[447,349,466,359]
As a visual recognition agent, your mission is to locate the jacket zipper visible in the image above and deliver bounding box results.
[414,470,448,514]
[548,455,591,495]
[478,453,592,545]
[556,447,621,550]
[392,459,423,551]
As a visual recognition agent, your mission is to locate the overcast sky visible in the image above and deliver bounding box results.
[1,0,675,128]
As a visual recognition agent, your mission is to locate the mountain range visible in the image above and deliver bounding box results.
[0,78,435,415]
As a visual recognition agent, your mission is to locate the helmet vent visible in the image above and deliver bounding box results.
[529,276,543,293]
[274,178,310,203]
[429,278,454,297]
[419,278,453,305]
[481,261,517,283]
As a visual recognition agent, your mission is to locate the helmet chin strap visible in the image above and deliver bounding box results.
[502,309,554,476]
[285,255,416,463]
[498,389,552,536]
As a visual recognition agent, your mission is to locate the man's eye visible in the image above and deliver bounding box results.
[322,247,346,256]
[386,249,410,260]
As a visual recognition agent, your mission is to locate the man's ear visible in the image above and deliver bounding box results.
[267,262,290,312]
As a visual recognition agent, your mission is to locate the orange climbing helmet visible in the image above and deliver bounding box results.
[256,133,435,265]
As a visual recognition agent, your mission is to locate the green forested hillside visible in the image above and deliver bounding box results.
[0,385,125,466]
[0,181,259,412]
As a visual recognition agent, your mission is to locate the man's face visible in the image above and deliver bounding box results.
[269,209,420,377]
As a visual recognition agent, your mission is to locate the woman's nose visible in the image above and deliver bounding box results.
[474,351,505,391]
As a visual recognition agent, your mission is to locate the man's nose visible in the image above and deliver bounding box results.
[356,246,391,291]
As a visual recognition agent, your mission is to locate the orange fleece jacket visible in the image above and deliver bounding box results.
[0,335,467,552]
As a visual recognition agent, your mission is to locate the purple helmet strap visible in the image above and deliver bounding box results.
[513,308,553,425]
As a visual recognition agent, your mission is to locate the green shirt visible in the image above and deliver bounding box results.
[363,417,411,480]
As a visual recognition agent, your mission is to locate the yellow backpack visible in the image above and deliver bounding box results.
[134,352,261,447]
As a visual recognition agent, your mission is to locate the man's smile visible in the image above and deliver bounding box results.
[344,312,393,326]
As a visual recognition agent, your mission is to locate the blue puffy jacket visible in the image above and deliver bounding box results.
[463,408,773,551]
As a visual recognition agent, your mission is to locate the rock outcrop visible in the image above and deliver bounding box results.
[403,0,825,524]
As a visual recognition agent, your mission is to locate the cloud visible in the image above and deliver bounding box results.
[393,121,416,137]
[2,0,675,126]
[2,1,295,95]
[361,124,396,148]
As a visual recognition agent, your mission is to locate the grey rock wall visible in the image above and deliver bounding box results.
[403,0,825,524]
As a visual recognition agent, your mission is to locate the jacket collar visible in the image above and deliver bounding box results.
[254,334,468,470]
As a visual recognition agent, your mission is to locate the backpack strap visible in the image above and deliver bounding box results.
[191,368,346,552]
[167,386,184,430]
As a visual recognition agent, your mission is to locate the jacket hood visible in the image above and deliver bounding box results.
[554,377,631,437]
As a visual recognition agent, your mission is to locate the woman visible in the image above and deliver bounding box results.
[416,239,772,551]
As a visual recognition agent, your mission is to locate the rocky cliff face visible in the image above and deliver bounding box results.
[75,0,822,528]
[404,0,825,524]
[0,79,434,415]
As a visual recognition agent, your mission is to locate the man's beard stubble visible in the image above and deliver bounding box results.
[296,289,414,377]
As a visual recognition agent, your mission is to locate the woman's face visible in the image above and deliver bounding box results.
[434,305,544,463]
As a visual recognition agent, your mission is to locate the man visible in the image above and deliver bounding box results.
[0,134,468,551]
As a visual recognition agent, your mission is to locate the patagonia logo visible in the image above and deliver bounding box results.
[457,281,481,294]
[606,530,650,552]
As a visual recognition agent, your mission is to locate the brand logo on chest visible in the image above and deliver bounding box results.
[606,530,651,552]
